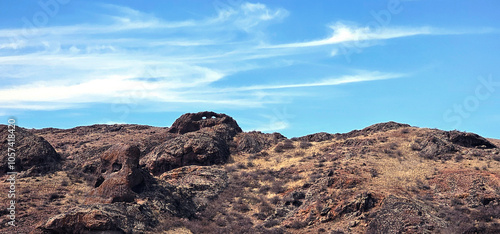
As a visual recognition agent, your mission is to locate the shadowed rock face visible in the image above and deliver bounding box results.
[141,111,242,175]
[86,144,145,204]
[447,131,497,149]
[142,132,230,176]
[0,125,60,176]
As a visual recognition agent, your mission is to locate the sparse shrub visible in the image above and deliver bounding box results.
[294,151,305,157]
[410,142,422,151]
[236,162,247,169]
[259,151,269,157]
[287,220,307,229]
[274,144,285,153]
[270,196,281,205]
[233,202,250,213]
[401,128,410,134]
[282,139,295,149]
[455,154,464,162]
[299,141,312,149]
[369,168,378,178]
[270,180,285,194]
[264,219,280,228]
[247,161,254,168]
[61,180,69,186]
[49,193,64,201]
[493,155,500,161]
[225,165,237,172]
[258,185,271,194]
[308,172,322,182]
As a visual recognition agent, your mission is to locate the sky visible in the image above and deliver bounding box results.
[1,0,499,138]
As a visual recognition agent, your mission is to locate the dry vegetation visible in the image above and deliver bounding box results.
[1,121,500,233]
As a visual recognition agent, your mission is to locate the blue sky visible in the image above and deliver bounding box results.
[1,0,500,138]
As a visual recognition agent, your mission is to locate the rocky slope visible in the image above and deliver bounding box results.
[1,111,500,233]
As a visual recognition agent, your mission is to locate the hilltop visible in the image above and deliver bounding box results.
[1,111,500,233]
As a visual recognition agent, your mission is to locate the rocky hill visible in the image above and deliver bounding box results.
[1,111,500,233]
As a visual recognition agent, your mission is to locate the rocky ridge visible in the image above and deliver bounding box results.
[0,112,499,233]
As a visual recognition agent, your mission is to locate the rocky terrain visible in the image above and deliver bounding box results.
[1,111,500,233]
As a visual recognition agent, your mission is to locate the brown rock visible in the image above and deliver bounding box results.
[447,130,497,149]
[168,111,242,139]
[292,132,334,142]
[234,131,286,153]
[418,136,457,160]
[160,165,228,211]
[366,195,447,234]
[141,132,230,176]
[37,203,157,233]
[86,143,144,204]
[0,125,60,176]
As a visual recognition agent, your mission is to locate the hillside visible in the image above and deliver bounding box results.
[1,111,500,233]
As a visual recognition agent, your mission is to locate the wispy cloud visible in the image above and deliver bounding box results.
[265,22,492,49]
[0,2,490,114]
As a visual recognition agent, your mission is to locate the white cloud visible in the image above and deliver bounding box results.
[265,22,487,49]
[0,2,488,112]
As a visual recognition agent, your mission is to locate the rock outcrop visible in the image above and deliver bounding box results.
[142,111,242,175]
[0,125,60,176]
[37,203,158,233]
[142,132,230,176]
[160,165,228,212]
[234,131,286,153]
[367,195,447,234]
[86,144,145,204]
[168,111,242,141]
[292,132,335,142]
[447,131,497,149]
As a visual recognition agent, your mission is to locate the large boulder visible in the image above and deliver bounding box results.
[86,144,145,204]
[36,203,157,234]
[447,131,497,149]
[160,165,228,212]
[141,132,230,176]
[418,136,457,160]
[366,195,447,234]
[234,131,286,153]
[0,125,60,176]
[168,111,242,140]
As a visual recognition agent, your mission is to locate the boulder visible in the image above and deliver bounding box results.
[292,132,334,142]
[418,136,457,160]
[447,131,496,149]
[366,195,447,234]
[168,111,242,140]
[141,132,230,176]
[0,125,60,176]
[36,203,157,234]
[160,165,228,211]
[234,131,286,153]
[86,144,145,204]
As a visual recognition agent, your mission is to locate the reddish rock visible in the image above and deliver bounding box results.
[168,111,242,139]
[141,132,230,176]
[86,143,144,204]
[234,131,286,153]
[0,125,60,176]
[160,165,228,211]
[36,203,157,233]
[367,195,447,234]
